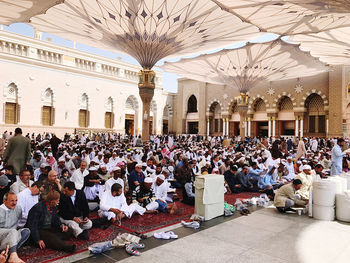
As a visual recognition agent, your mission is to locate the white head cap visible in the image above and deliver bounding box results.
[157,175,165,181]
[302,165,312,171]
[144,177,153,183]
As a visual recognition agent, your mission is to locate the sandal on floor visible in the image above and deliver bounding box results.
[154,232,171,240]
[166,231,178,239]
[125,244,141,256]
[132,243,145,249]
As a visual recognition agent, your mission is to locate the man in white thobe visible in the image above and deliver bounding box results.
[296,138,307,160]
[331,138,348,176]
[295,165,313,200]
[98,183,145,223]
[17,181,42,227]
[282,156,296,181]
[310,137,318,153]
[10,169,33,194]
[105,167,124,193]
[70,161,88,190]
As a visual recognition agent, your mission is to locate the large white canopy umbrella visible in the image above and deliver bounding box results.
[162,39,328,92]
[212,0,350,35]
[0,0,261,68]
[288,27,350,65]
[161,39,328,136]
[0,0,261,139]
[0,0,63,25]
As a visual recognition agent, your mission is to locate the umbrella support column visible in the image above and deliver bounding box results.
[138,69,155,142]
[237,93,249,139]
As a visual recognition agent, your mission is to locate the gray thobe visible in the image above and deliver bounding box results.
[0,205,24,249]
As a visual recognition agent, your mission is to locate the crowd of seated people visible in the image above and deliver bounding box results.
[0,131,345,262]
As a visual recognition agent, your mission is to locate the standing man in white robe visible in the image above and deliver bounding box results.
[296,138,307,160]
[331,138,348,176]
[310,137,318,153]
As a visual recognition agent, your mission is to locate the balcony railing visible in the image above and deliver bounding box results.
[0,31,163,86]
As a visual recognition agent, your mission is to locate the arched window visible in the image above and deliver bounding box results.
[105,97,114,129]
[254,98,266,112]
[278,97,293,111]
[125,95,139,136]
[79,93,89,127]
[306,93,325,134]
[210,102,222,133]
[42,88,55,126]
[187,95,198,113]
[4,83,20,124]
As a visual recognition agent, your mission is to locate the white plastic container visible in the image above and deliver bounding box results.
[336,191,350,222]
[312,180,336,206]
[312,204,335,221]
[328,176,347,194]
[339,174,350,190]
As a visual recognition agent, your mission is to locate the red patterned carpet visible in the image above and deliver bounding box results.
[19,224,124,263]
[18,192,261,263]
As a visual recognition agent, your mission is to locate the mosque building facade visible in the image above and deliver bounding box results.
[0,29,175,137]
[173,67,350,139]
[2,29,350,139]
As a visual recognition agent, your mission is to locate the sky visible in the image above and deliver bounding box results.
[2,23,278,93]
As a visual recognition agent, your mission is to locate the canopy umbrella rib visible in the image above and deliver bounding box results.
[211,0,350,36]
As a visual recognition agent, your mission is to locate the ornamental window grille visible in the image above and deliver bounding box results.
[254,99,266,112]
[279,97,293,111]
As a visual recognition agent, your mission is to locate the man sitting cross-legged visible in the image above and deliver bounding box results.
[132,177,159,213]
[26,191,76,253]
[98,183,146,225]
[153,175,177,214]
[17,181,43,228]
[0,192,30,263]
[59,182,92,240]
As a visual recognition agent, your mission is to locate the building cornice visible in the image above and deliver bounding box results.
[0,30,163,87]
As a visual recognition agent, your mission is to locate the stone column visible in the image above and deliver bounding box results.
[223,118,226,136]
[237,93,249,139]
[226,119,229,137]
[206,118,210,136]
[138,69,155,141]
[328,65,344,137]
[300,116,304,138]
[247,117,251,137]
[272,117,276,137]
[268,117,271,138]
[295,116,299,137]
[326,117,329,136]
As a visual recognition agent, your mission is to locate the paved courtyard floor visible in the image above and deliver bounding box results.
[63,206,350,263]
